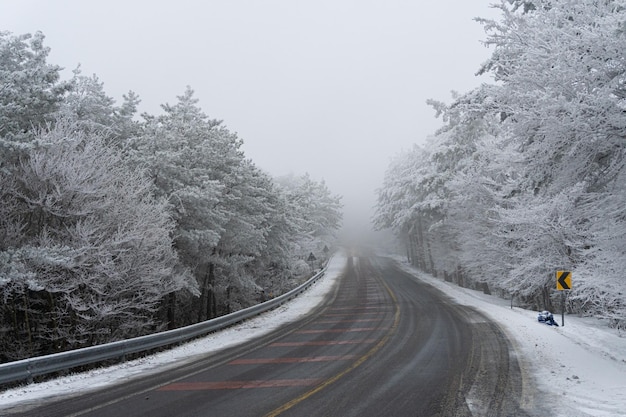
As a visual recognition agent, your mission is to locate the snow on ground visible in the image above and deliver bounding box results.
[393,258,626,417]
[1,252,625,417]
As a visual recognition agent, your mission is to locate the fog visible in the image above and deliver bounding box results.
[0,0,500,238]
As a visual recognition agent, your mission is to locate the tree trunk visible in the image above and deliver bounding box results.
[207,262,217,319]
[408,231,418,267]
[167,292,176,329]
[414,219,425,271]
[424,226,435,277]
[197,264,210,323]
[23,292,33,356]
[416,217,434,274]
[540,284,554,312]
[226,285,232,315]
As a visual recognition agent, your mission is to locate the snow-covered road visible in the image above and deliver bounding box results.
[1,252,625,416]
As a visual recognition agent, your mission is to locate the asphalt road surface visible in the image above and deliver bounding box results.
[8,255,539,416]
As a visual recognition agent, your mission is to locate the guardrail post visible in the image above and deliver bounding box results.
[121,340,128,363]
[27,360,34,384]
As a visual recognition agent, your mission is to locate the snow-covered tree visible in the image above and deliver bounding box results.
[57,66,142,142]
[374,145,435,272]
[476,0,626,317]
[131,88,267,320]
[274,173,343,260]
[0,121,196,361]
[248,180,303,295]
[375,87,503,282]
[0,31,70,162]
[0,30,347,355]
[377,0,626,327]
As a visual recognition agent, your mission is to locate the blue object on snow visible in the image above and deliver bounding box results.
[538,310,559,326]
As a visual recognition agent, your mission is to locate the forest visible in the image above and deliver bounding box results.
[375,0,626,329]
[0,31,342,362]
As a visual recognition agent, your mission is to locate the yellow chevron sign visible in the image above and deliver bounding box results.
[556,270,572,291]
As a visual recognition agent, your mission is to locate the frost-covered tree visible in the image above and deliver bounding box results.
[0,121,196,361]
[476,0,626,318]
[130,88,343,322]
[478,0,626,196]
[130,87,271,320]
[0,30,347,354]
[56,66,142,142]
[374,145,437,273]
[274,173,343,260]
[248,180,303,295]
[57,67,117,133]
[0,31,70,162]
[210,159,277,314]
[375,87,502,281]
[377,0,626,327]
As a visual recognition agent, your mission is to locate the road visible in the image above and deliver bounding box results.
[10,255,535,416]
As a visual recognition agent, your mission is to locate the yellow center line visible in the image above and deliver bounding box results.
[263,275,400,417]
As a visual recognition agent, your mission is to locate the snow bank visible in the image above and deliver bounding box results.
[394,260,626,417]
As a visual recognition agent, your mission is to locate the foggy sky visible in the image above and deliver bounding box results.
[0,1,500,234]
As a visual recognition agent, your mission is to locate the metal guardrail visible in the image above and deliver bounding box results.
[0,268,327,386]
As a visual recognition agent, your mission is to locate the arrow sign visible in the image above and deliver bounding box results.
[556,270,572,291]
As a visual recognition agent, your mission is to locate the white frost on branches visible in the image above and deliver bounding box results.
[375,0,626,328]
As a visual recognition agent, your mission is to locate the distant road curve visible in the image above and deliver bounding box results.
[8,253,538,416]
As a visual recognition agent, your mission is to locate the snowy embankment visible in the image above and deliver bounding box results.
[393,259,626,417]
[1,253,625,417]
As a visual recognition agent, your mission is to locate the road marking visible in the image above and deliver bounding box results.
[269,339,377,347]
[228,355,356,365]
[323,311,383,317]
[158,379,323,391]
[315,318,380,323]
[295,327,380,334]
[263,273,401,417]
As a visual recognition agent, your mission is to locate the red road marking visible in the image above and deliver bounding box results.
[296,327,380,334]
[158,379,322,391]
[316,318,380,324]
[228,355,356,365]
[269,339,377,347]
[324,311,382,317]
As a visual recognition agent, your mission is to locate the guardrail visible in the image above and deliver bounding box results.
[0,267,327,387]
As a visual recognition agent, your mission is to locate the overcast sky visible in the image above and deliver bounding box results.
[1,0,500,234]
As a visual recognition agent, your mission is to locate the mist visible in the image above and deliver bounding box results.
[0,0,500,233]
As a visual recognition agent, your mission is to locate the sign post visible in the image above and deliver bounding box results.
[556,270,572,327]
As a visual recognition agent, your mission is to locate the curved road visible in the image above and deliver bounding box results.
[9,254,538,416]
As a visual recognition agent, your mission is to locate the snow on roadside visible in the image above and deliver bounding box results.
[0,253,348,413]
[2,252,625,417]
[394,258,626,417]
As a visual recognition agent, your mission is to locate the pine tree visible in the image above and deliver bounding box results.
[0,121,195,360]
